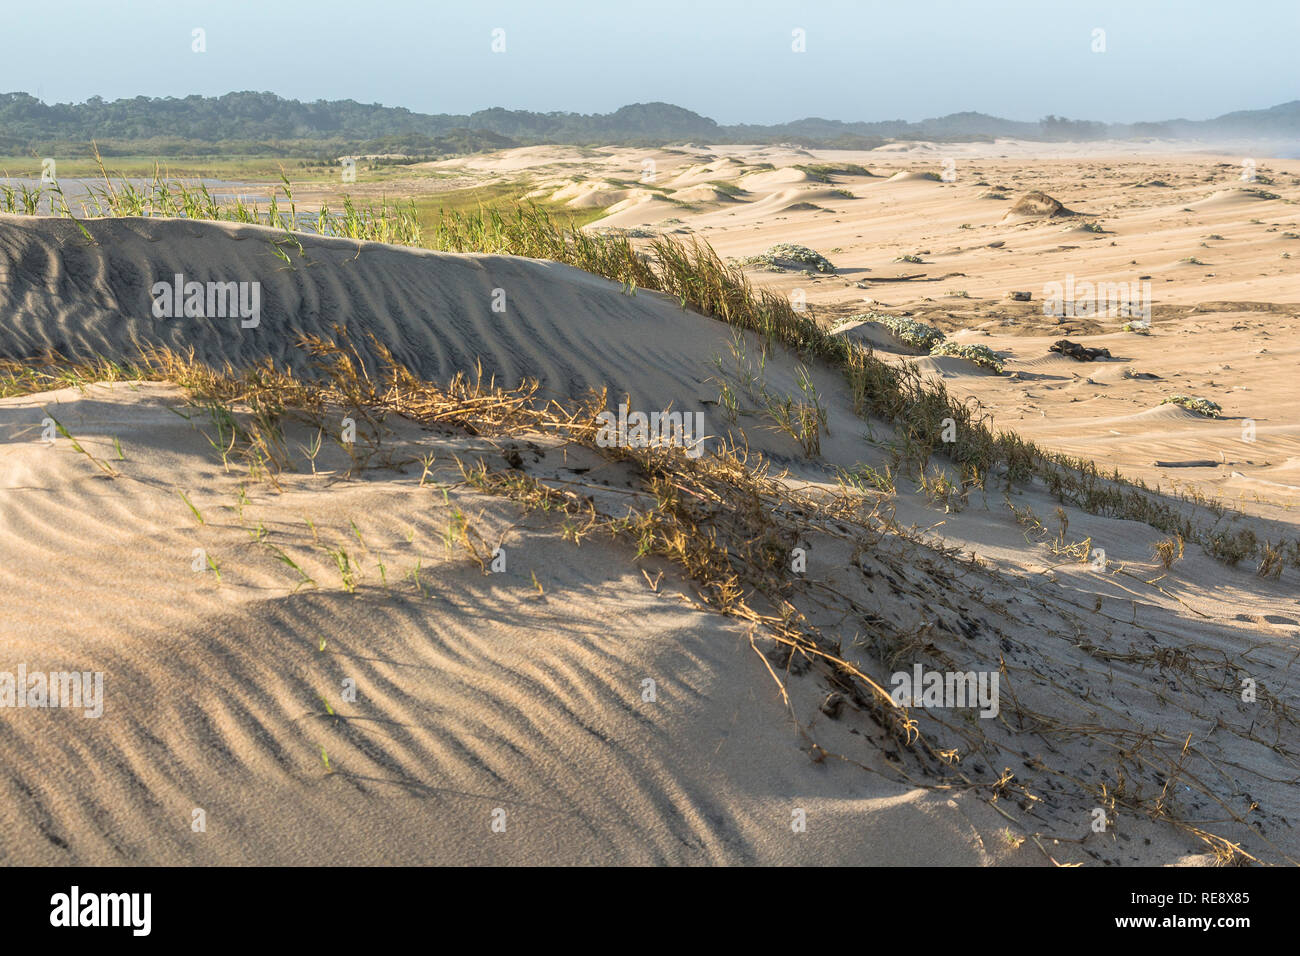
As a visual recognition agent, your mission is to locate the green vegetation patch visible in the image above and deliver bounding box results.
[410,181,608,234]
[795,162,872,181]
[1161,395,1223,417]
[856,313,946,351]
[705,180,746,197]
[930,341,1005,374]
[739,243,836,274]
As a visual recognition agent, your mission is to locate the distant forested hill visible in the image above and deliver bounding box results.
[0,91,1295,156]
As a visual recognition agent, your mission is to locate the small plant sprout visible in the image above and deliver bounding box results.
[326,545,357,592]
[418,452,437,486]
[407,557,425,595]
[266,543,314,590]
[300,429,324,474]
[179,490,205,524]
[715,377,739,424]
[44,413,119,477]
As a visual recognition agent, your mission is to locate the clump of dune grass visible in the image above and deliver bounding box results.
[1153,535,1184,569]
[1161,395,1222,418]
[1205,527,1257,566]
[1258,540,1289,579]
[929,341,1005,374]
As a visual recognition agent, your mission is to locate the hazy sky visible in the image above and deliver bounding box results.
[6,0,1297,124]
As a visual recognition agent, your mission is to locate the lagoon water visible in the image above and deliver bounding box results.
[0,176,276,214]
[0,176,330,230]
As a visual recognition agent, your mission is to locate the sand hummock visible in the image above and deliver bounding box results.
[1001,189,1075,220]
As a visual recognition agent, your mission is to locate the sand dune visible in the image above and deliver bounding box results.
[0,214,734,416]
[737,167,819,190]
[1187,188,1269,210]
[7,357,1295,865]
[665,158,747,189]
[667,184,741,204]
[1001,190,1075,220]
[886,170,942,183]
[0,214,1027,864]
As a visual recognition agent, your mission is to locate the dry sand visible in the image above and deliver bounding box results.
[473,140,1299,519]
[1,139,1298,866]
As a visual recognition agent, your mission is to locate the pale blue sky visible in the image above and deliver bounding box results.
[5,0,1297,123]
